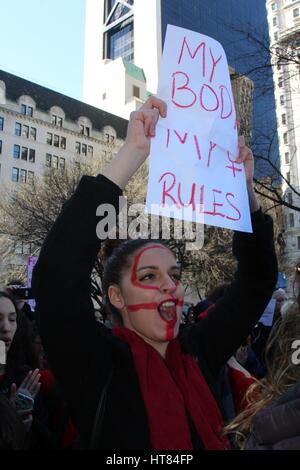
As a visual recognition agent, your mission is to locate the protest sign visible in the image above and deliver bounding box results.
[27,255,38,310]
[146,24,252,232]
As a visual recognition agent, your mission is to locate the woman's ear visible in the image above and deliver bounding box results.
[108,285,125,310]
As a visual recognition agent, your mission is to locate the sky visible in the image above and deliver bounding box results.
[0,0,85,100]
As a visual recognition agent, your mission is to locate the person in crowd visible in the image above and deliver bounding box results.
[0,291,61,449]
[251,287,288,367]
[235,335,266,379]
[32,96,277,450]
[0,292,41,436]
[225,301,300,449]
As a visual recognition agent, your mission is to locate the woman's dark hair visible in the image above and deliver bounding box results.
[102,239,169,325]
[0,291,38,386]
[0,291,18,315]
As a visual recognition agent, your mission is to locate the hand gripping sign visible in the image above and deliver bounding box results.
[146,24,252,233]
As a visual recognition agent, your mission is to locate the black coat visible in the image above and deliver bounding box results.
[32,175,277,449]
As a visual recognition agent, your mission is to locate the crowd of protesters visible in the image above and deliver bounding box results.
[0,96,299,450]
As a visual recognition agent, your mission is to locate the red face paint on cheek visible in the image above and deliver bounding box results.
[127,302,158,312]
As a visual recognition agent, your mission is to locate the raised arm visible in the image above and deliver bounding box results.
[186,138,278,375]
[32,97,166,414]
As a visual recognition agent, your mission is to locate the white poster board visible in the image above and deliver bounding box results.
[27,255,38,310]
[146,24,252,232]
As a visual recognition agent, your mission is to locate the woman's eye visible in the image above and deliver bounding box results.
[140,273,155,281]
[171,273,181,282]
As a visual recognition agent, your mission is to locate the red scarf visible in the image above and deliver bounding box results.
[113,327,229,450]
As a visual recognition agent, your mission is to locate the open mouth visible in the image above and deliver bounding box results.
[158,299,177,323]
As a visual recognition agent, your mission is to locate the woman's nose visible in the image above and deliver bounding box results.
[160,276,177,294]
[0,320,11,333]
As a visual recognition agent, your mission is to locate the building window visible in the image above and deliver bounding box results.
[282,113,286,125]
[283,132,288,144]
[15,122,22,136]
[29,149,35,163]
[21,146,28,161]
[75,142,80,154]
[54,134,60,147]
[82,144,87,156]
[287,192,293,205]
[47,132,53,145]
[286,171,290,183]
[15,123,36,140]
[46,153,52,167]
[0,140,2,154]
[133,85,140,98]
[0,116,3,131]
[102,93,106,100]
[290,213,294,227]
[20,104,33,116]
[280,95,285,105]
[105,22,134,62]
[88,145,93,157]
[52,115,63,127]
[293,8,299,18]
[105,132,115,144]
[80,125,90,137]
[12,167,19,182]
[273,17,278,26]
[27,171,34,184]
[13,144,20,159]
[278,76,283,87]
[20,169,27,183]
[59,157,65,170]
[274,32,279,41]
[271,2,277,11]
[52,155,58,169]
[297,236,300,250]
[30,127,36,140]
[46,153,63,170]
[60,136,66,149]
[22,125,29,138]
[285,152,290,164]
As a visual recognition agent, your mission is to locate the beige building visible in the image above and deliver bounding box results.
[0,69,127,281]
[266,0,300,293]
[230,67,254,145]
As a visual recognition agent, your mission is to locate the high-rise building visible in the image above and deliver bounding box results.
[83,0,277,163]
[266,0,300,289]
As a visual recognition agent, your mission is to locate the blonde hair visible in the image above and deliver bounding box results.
[224,302,300,448]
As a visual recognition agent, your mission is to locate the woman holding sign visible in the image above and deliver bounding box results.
[32,96,277,450]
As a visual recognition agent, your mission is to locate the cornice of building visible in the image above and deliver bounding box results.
[0,105,122,148]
